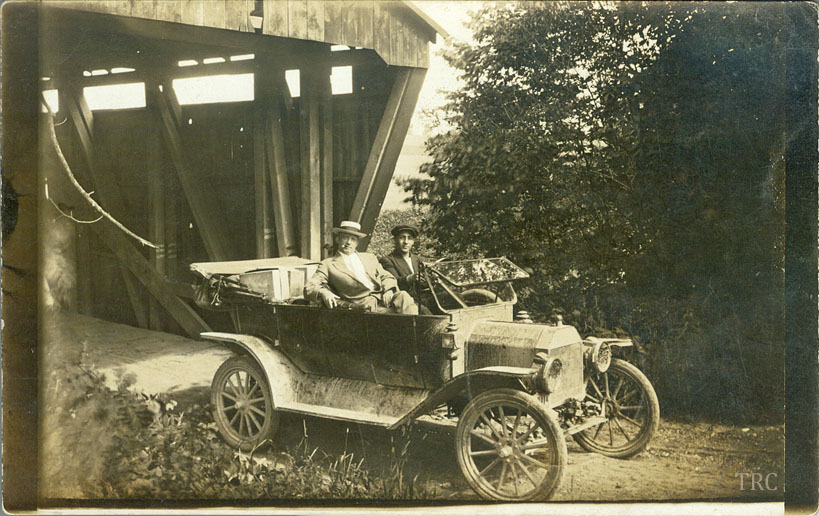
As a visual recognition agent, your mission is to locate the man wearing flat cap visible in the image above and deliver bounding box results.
[379,224,430,313]
[305,221,418,315]
[379,224,422,294]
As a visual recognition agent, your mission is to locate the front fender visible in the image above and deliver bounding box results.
[584,336,633,350]
[200,332,297,409]
[388,367,534,430]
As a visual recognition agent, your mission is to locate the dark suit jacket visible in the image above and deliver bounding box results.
[305,252,397,303]
[379,251,421,292]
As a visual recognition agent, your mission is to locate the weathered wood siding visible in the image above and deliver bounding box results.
[49,0,433,68]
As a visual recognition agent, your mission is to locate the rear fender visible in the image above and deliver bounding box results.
[200,332,297,409]
[389,367,534,430]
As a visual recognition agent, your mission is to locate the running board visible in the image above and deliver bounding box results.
[278,403,461,431]
[278,402,400,427]
[566,416,608,435]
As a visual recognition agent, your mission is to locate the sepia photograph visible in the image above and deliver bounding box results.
[1,0,816,513]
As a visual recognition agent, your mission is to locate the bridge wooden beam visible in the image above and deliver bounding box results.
[152,81,233,261]
[349,67,426,248]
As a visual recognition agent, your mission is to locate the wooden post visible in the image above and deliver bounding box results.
[299,67,322,260]
[253,108,274,258]
[266,105,297,256]
[165,173,178,279]
[147,125,166,331]
[253,58,274,259]
[321,66,334,256]
[257,62,297,257]
[349,67,427,247]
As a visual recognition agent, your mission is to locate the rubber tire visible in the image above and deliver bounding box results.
[573,358,660,458]
[455,388,567,501]
[211,355,279,451]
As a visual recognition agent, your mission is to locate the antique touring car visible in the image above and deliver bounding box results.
[192,256,660,501]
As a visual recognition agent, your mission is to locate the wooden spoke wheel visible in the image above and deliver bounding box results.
[573,358,660,458]
[211,356,279,451]
[455,389,566,501]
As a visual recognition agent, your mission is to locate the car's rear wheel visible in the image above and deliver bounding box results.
[455,389,566,501]
[573,358,659,458]
[211,356,279,451]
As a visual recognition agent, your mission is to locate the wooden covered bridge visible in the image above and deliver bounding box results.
[31,1,446,337]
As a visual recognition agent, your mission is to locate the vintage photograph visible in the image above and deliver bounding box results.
[2,0,811,511]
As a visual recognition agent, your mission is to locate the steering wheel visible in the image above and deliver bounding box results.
[460,288,499,306]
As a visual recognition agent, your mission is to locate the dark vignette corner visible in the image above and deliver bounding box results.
[784,1,819,514]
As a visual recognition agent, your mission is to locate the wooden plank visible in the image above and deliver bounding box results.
[263,0,288,36]
[202,0,227,29]
[339,0,353,47]
[47,1,89,11]
[225,0,250,31]
[306,0,325,42]
[357,0,374,49]
[372,1,391,66]
[389,10,401,67]
[323,0,343,43]
[266,103,297,256]
[156,0,182,23]
[180,0,204,25]
[253,110,274,258]
[299,69,322,259]
[321,68,334,255]
[347,1,369,48]
[131,0,157,19]
[154,84,233,261]
[77,1,105,13]
[349,68,426,245]
[288,0,308,40]
[106,0,132,17]
[89,217,211,339]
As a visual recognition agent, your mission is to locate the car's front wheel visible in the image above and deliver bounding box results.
[455,388,566,501]
[211,356,279,451]
[573,358,660,458]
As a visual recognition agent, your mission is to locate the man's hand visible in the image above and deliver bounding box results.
[320,289,340,308]
[382,289,395,307]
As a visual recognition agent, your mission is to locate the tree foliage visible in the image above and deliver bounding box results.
[409,2,785,423]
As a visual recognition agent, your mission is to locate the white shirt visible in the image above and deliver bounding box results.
[341,253,375,291]
[403,255,414,274]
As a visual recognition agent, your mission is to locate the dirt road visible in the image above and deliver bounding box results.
[266,411,783,502]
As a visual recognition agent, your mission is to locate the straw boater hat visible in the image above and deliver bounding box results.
[332,220,367,238]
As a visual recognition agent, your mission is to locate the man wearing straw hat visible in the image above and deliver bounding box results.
[304,221,418,315]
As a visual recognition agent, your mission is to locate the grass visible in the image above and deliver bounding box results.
[46,360,431,501]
